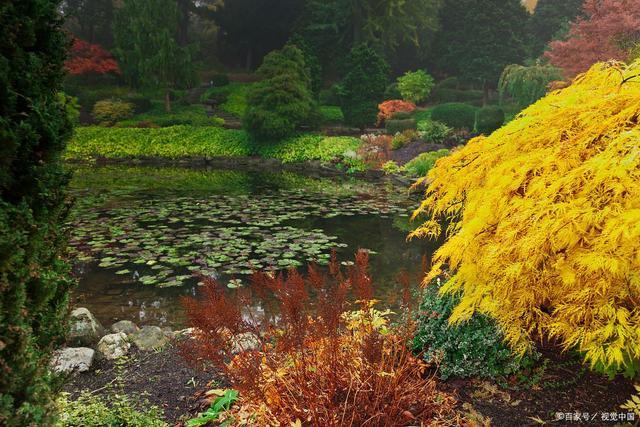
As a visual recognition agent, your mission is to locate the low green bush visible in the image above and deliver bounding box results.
[66,126,252,160]
[402,149,450,177]
[210,73,230,87]
[124,93,153,114]
[413,282,538,380]
[417,120,452,144]
[391,130,419,150]
[390,111,413,120]
[70,85,131,111]
[430,103,477,130]
[385,118,417,135]
[475,105,505,134]
[92,100,134,125]
[319,105,344,124]
[318,84,342,105]
[55,392,167,427]
[116,103,221,127]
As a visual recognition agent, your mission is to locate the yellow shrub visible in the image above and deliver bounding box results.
[91,99,134,125]
[411,60,640,376]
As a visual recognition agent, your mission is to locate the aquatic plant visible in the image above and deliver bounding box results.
[181,251,460,425]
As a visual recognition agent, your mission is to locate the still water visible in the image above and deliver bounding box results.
[67,165,438,328]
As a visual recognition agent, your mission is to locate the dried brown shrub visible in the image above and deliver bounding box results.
[357,134,393,169]
[181,251,461,426]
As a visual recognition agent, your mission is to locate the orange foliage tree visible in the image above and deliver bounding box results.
[65,38,120,76]
[377,100,416,125]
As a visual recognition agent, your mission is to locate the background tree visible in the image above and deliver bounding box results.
[498,62,562,108]
[529,0,584,57]
[61,0,116,48]
[298,0,441,72]
[545,0,640,78]
[244,45,316,141]
[430,0,530,103]
[65,38,120,77]
[113,0,198,111]
[0,1,75,425]
[213,0,304,70]
[340,44,390,129]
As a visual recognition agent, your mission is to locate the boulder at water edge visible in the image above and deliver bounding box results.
[51,347,95,374]
[67,307,106,346]
[131,326,168,351]
[97,332,130,360]
[111,320,139,335]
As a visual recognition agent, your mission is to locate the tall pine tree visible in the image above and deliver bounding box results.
[0,1,75,425]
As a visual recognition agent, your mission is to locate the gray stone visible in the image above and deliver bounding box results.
[111,320,139,335]
[231,332,260,354]
[96,332,130,360]
[51,347,95,374]
[131,326,168,351]
[67,307,106,346]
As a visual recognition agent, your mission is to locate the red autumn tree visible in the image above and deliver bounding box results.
[65,38,120,76]
[545,0,640,78]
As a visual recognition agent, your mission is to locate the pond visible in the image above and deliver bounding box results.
[67,165,438,328]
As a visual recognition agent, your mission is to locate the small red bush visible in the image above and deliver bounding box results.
[181,251,460,426]
[377,100,416,125]
[65,38,120,76]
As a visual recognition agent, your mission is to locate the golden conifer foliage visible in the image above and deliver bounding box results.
[411,60,640,375]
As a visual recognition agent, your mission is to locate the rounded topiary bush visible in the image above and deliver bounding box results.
[413,282,538,380]
[430,102,478,130]
[475,106,505,134]
[92,100,135,125]
[385,118,417,135]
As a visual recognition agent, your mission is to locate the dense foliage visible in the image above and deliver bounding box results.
[244,45,316,141]
[397,70,435,104]
[417,120,452,144]
[182,252,459,425]
[475,105,504,134]
[113,0,198,110]
[377,100,416,125]
[431,0,530,95]
[529,0,584,56]
[498,63,563,108]
[430,103,477,130]
[414,281,536,380]
[411,60,640,377]
[91,100,134,125]
[402,149,450,177]
[340,45,390,129]
[0,1,74,425]
[545,0,640,78]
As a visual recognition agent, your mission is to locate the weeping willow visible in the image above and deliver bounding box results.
[498,63,563,108]
[412,60,640,377]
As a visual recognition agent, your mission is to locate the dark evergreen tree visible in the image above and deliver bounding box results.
[0,1,75,425]
[61,0,116,48]
[340,44,390,129]
[213,0,304,70]
[113,0,199,111]
[244,45,316,141]
[530,0,584,56]
[430,0,530,102]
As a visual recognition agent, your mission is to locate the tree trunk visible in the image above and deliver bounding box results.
[482,80,490,106]
[165,90,172,113]
[245,47,253,71]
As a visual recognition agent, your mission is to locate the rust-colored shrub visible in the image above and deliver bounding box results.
[377,100,417,125]
[181,251,460,426]
[357,133,393,169]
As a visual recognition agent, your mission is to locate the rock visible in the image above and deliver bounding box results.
[174,328,196,340]
[162,326,174,339]
[231,332,260,354]
[67,308,106,346]
[51,347,95,374]
[131,326,168,351]
[96,332,130,360]
[111,320,139,335]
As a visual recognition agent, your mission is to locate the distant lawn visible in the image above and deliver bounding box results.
[116,102,223,127]
[201,82,255,117]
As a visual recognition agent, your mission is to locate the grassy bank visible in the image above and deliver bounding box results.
[65,126,365,170]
